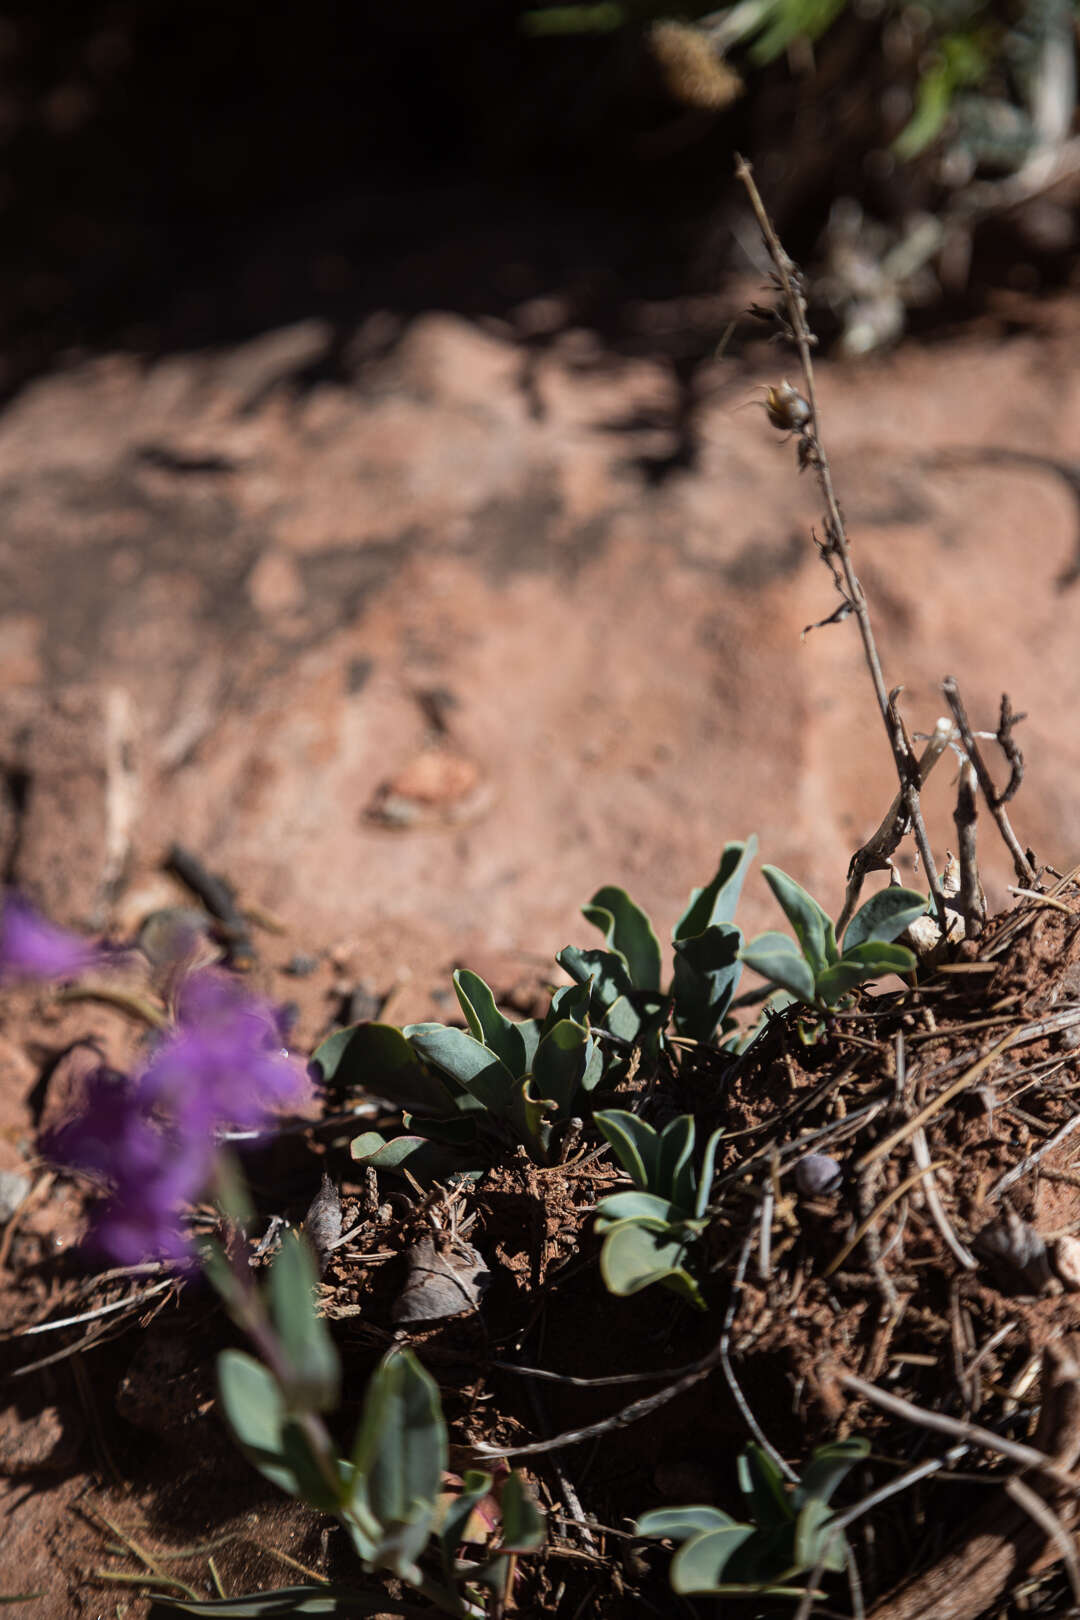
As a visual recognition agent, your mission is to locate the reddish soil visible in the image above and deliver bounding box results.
[2,226,1080,1616]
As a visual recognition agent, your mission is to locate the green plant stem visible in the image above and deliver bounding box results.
[734,155,948,933]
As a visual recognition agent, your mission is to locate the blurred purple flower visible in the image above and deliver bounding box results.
[45,968,309,1264]
[0,894,97,982]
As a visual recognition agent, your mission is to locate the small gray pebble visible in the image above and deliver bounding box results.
[285,953,320,978]
[794,1153,843,1197]
[0,1168,32,1223]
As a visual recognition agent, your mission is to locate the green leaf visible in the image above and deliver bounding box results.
[309,1023,456,1115]
[594,1109,659,1190]
[893,31,990,160]
[695,1126,724,1221]
[351,1350,445,1548]
[519,2,627,35]
[594,1190,694,1232]
[268,1235,341,1413]
[669,1525,760,1593]
[499,1471,546,1552]
[279,1418,347,1514]
[530,1018,594,1117]
[599,1219,694,1298]
[674,838,757,940]
[349,1132,481,1186]
[155,1585,415,1615]
[636,1506,742,1539]
[543,981,591,1032]
[217,1351,297,1498]
[843,887,928,952]
[750,0,846,63]
[504,1075,552,1160]
[581,886,663,990]
[671,923,743,1042]
[762,867,837,973]
[794,1497,845,1573]
[815,941,916,1005]
[737,1444,794,1527]
[656,1114,696,1210]
[404,1024,515,1114]
[794,1437,870,1511]
[556,946,640,1037]
[440,1469,493,1566]
[739,933,817,1004]
[453,970,530,1077]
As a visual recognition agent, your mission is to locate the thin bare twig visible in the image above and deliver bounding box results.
[942,677,1036,885]
[735,155,947,931]
[953,760,985,939]
[837,718,954,938]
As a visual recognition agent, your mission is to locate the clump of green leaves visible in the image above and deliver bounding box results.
[318,840,755,1182]
[636,1437,868,1597]
[592,1109,723,1305]
[173,1236,543,1618]
[740,867,926,1014]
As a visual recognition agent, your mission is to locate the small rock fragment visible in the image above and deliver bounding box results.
[974,1209,1057,1294]
[794,1153,843,1197]
[303,1171,343,1276]
[392,1232,490,1323]
[1053,1234,1080,1292]
[0,1169,32,1223]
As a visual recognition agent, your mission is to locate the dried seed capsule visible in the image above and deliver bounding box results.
[764,380,811,434]
[794,1153,842,1197]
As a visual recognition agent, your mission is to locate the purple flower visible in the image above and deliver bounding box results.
[45,969,309,1264]
[0,894,97,982]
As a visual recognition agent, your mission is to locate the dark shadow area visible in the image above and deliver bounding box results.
[5,1,1077,419]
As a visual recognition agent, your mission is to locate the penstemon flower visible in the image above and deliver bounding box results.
[0,893,100,981]
[32,944,309,1262]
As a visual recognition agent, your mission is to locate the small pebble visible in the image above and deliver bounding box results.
[794,1153,843,1197]
[285,953,320,978]
[1053,1234,1080,1292]
[0,1168,32,1222]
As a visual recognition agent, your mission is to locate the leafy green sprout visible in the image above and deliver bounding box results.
[174,1234,543,1618]
[636,1437,869,1597]
[313,840,757,1184]
[739,866,927,1013]
[592,1108,725,1305]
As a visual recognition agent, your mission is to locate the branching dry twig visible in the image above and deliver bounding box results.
[942,677,1036,886]
[735,156,948,931]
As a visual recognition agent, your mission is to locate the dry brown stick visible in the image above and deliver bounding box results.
[942,677,1036,886]
[861,1339,1080,1620]
[953,759,986,939]
[836,718,953,939]
[735,155,948,932]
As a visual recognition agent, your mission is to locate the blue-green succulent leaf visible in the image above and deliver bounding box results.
[739,933,817,1004]
[636,1506,742,1539]
[499,1471,546,1552]
[582,886,663,990]
[762,866,838,971]
[815,941,916,1005]
[674,837,757,940]
[794,1437,870,1511]
[669,1525,761,1593]
[217,1351,297,1499]
[842,888,928,952]
[268,1235,340,1413]
[309,1023,456,1115]
[671,922,743,1042]
[656,1113,696,1209]
[594,1109,659,1190]
[453,969,530,1077]
[403,1024,515,1114]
